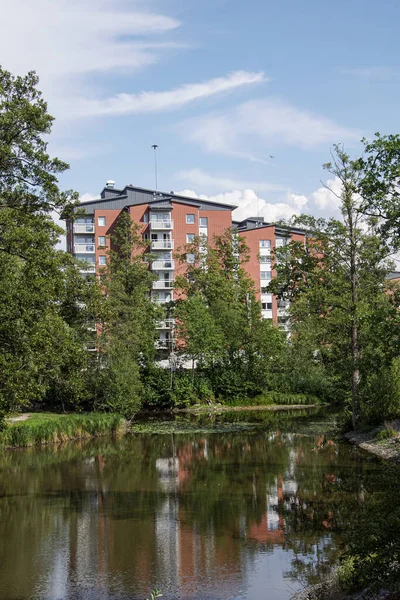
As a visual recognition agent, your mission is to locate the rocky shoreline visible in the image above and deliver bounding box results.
[343,419,400,463]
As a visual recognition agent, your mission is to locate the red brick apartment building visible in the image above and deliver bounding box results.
[66,181,306,345]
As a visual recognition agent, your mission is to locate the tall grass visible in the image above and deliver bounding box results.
[224,391,321,407]
[0,413,126,449]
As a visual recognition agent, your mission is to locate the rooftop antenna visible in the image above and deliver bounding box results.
[151,144,159,192]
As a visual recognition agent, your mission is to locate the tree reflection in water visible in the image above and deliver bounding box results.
[0,411,393,600]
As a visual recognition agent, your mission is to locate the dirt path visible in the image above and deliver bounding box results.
[6,414,31,423]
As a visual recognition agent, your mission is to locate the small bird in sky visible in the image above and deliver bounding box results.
[270,155,275,159]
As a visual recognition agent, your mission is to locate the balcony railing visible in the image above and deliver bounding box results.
[74,224,95,233]
[156,340,173,349]
[153,280,174,290]
[151,240,174,250]
[85,342,97,352]
[150,220,174,230]
[151,260,174,270]
[153,297,173,304]
[156,319,174,330]
[75,244,95,253]
[79,265,96,273]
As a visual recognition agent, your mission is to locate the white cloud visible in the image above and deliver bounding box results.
[311,177,342,211]
[290,193,309,209]
[339,66,395,80]
[0,0,181,118]
[80,193,98,203]
[68,71,266,118]
[181,99,361,161]
[176,168,284,193]
[177,187,305,224]
[1,0,179,78]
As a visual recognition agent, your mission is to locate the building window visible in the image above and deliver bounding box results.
[99,256,106,265]
[259,255,271,263]
[186,214,195,224]
[262,302,273,310]
[199,217,208,227]
[260,271,272,280]
[276,237,288,248]
[187,253,195,264]
[98,216,106,227]
[143,212,149,223]
[186,234,195,243]
[98,236,106,247]
[260,240,271,249]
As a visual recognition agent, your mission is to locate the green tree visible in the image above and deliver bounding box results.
[92,211,160,417]
[175,230,285,400]
[269,145,400,428]
[0,67,94,418]
[175,293,224,372]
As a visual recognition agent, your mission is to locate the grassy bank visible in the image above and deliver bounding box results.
[220,391,321,407]
[1,413,126,449]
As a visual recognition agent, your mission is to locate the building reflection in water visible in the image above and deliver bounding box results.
[0,430,359,600]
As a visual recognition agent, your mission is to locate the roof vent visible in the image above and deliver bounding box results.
[106,180,115,189]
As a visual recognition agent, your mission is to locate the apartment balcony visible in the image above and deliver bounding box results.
[85,342,97,352]
[153,280,174,290]
[150,220,174,230]
[74,223,95,234]
[79,265,96,273]
[74,244,95,253]
[156,319,174,330]
[153,297,173,304]
[151,240,174,250]
[156,340,173,350]
[151,259,175,270]
[277,301,290,317]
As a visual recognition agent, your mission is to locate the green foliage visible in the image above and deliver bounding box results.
[93,212,161,418]
[146,590,162,600]
[92,342,143,419]
[170,372,215,408]
[0,413,124,448]
[336,556,356,591]
[174,230,287,402]
[337,465,400,594]
[375,424,398,440]
[0,66,100,415]
[224,391,320,407]
[269,143,400,429]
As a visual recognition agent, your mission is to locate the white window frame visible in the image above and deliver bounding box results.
[199,217,208,227]
[99,255,106,265]
[98,216,106,227]
[186,234,195,243]
[186,214,195,224]
[260,271,272,280]
[98,236,106,247]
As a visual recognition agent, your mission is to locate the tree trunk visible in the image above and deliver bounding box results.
[348,197,361,430]
[351,322,361,430]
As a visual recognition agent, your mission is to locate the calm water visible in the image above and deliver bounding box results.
[0,409,391,600]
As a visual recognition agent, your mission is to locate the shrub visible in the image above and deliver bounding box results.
[0,413,125,448]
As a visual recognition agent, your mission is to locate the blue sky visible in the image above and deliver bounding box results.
[2,0,400,222]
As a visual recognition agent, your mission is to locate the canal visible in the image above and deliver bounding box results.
[0,408,394,599]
